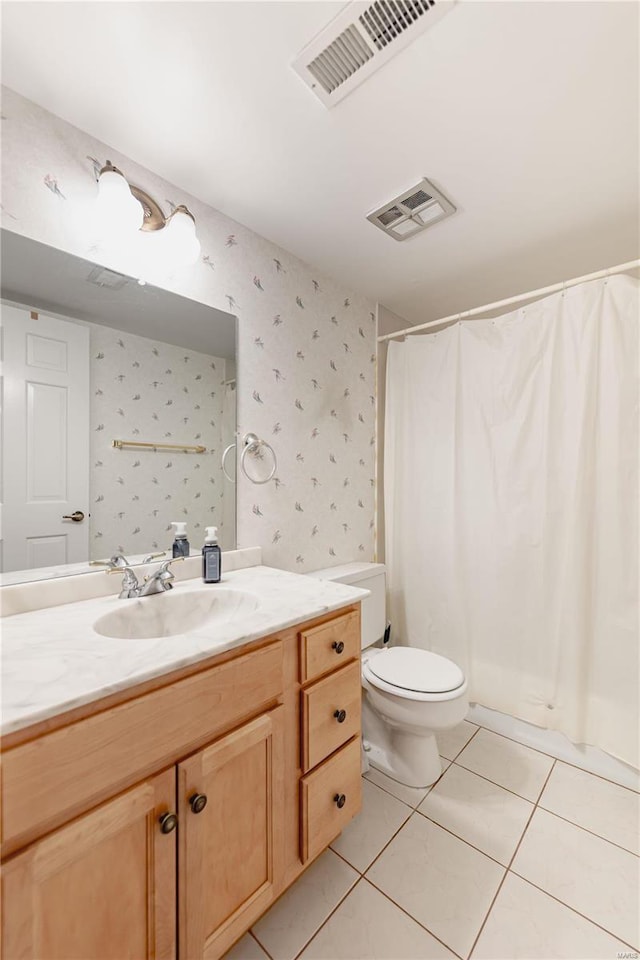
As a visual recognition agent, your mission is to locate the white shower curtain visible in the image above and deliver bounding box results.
[385,274,639,769]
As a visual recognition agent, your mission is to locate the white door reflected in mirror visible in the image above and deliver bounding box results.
[1,306,90,572]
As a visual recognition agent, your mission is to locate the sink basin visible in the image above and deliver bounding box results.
[93,588,260,640]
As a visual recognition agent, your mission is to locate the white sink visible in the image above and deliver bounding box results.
[93,588,260,640]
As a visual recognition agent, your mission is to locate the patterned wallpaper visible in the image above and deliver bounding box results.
[88,323,230,557]
[0,86,377,571]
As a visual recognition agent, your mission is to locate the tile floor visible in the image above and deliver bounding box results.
[225,721,640,960]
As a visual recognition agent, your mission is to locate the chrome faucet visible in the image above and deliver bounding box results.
[108,557,184,599]
[91,550,166,570]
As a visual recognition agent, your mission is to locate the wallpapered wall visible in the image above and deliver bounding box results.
[88,323,230,556]
[1,86,377,571]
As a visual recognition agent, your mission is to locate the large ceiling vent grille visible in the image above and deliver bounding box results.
[292,0,454,108]
[360,0,435,50]
[367,178,456,241]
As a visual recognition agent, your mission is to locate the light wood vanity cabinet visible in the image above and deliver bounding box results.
[1,603,362,960]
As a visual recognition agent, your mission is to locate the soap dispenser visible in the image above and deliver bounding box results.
[171,522,190,559]
[202,526,221,583]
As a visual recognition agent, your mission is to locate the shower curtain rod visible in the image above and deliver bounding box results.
[377,258,640,342]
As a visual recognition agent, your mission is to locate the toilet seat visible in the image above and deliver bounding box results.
[363,647,466,702]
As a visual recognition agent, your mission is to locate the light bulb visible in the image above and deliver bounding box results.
[163,206,201,267]
[95,166,144,242]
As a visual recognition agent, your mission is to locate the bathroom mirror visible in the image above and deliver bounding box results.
[0,229,237,584]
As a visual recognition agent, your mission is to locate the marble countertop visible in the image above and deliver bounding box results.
[1,565,368,736]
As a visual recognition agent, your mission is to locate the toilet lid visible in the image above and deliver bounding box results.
[367,648,464,694]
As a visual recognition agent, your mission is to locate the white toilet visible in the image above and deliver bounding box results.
[308,562,469,788]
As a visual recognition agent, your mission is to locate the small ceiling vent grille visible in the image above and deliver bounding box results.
[86,266,129,290]
[367,178,456,241]
[292,0,454,108]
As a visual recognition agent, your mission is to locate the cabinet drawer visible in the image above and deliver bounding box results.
[301,660,361,772]
[299,610,360,684]
[300,737,362,863]
[2,640,284,852]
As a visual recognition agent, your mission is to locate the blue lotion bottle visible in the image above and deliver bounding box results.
[171,521,190,558]
[202,526,221,583]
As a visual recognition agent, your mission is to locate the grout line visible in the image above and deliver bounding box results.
[413,810,513,870]
[290,875,363,960]
[464,758,558,959]
[470,723,640,794]
[535,803,640,858]
[440,723,482,764]
[248,929,274,960]
[546,756,640,795]
[363,756,451,809]
[354,804,418,878]
[507,870,640,953]
[363,876,466,960]
[329,844,365,874]
[362,773,421,811]
[449,758,541,804]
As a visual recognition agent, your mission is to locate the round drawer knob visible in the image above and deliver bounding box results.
[189,793,208,814]
[334,793,346,809]
[333,709,347,723]
[158,812,178,834]
[332,641,345,654]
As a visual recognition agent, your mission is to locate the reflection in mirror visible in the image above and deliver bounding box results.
[0,230,237,584]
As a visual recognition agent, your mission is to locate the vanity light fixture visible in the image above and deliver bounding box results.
[95,161,201,270]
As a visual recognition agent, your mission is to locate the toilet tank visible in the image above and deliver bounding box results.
[307,562,386,650]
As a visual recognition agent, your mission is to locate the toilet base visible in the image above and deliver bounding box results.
[368,731,442,788]
[362,705,444,788]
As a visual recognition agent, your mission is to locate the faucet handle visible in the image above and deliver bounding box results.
[107,565,140,599]
[158,556,185,575]
[143,556,184,585]
[142,551,166,564]
[90,553,129,569]
[107,564,137,577]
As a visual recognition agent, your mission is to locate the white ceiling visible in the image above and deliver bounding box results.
[1,1,638,326]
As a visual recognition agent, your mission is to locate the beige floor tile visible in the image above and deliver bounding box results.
[539,761,640,855]
[223,933,270,960]
[418,763,533,865]
[512,808,640,948]
[251,849,358,960]
[300,879,457,960]
[472,873,633,959]
[366,812,505,958]
[456,728,554,801]
[330,778,411,872]
[364,759,451,808]
[436,720,479,761]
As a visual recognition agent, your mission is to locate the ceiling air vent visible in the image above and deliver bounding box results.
[86,266,129,290]
[292,0,455,108]
[367,178,456,241]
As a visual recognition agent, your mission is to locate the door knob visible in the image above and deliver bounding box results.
[333,709,347,723]
[158,812,178,834]
[334,793,346,809]
[62,510,85,522]
[332,641,345,654]
[189,793,208,814]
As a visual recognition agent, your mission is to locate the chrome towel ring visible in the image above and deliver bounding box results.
[240,433,277,484]
[221,442,236,483]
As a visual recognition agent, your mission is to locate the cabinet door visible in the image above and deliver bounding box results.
[178,707,284,960]
[1,768,176,960]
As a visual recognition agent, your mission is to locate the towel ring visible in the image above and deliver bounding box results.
[221,442,237,483]
[241,433,277,485]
